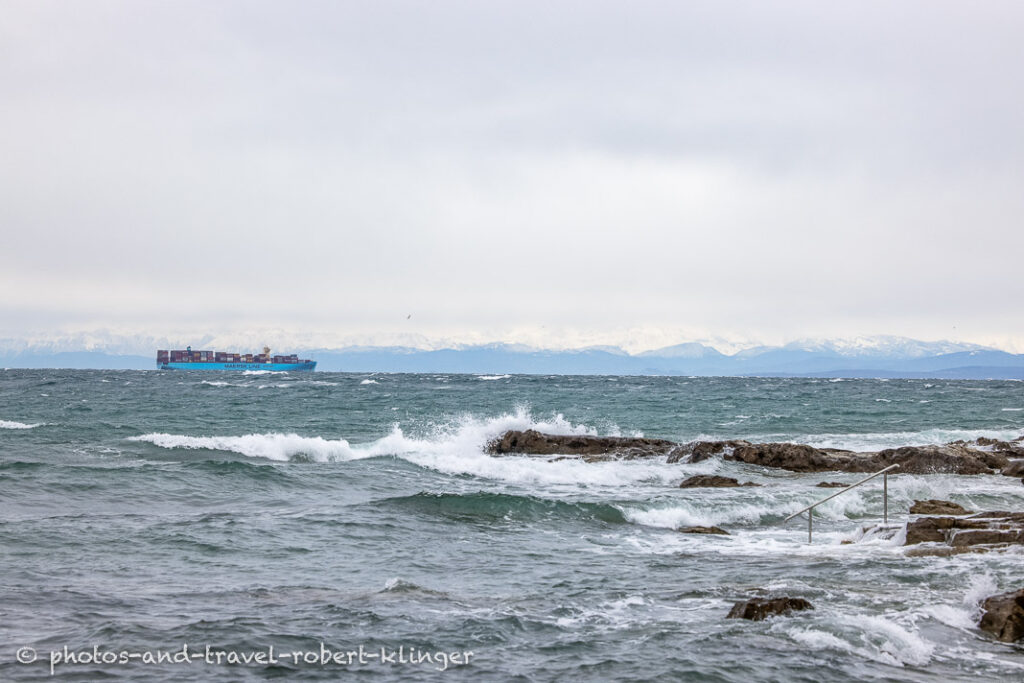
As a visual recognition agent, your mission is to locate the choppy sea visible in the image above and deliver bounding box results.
[2,370,1023,681]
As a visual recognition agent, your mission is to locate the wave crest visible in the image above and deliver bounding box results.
[127,432,360,462]
[0,419,42,429]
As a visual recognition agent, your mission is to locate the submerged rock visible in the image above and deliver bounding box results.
[979,589,1024,642]
[816,481,847,488]
[679,526,729,535]
[678,475,761,488]
[726,597,813,621]
[910,499,970,515]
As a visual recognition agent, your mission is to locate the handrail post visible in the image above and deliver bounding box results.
[783,463,899,543]
[883,472,888,524]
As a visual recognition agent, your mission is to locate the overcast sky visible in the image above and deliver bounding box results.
[2,1,1023,353]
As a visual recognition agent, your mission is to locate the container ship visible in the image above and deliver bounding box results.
[157,346,316,372]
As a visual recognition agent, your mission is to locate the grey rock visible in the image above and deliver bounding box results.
[726,597,813,621]
[909,499,970,515]
[679,526,729,535]
[979,589,1024,642]
[678,475,761,488]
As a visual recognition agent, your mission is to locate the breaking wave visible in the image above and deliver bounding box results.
[0,419,42,429]
[125,408,692,487]
[786,614,934,667]
[124,407,1024,500]
[127,432,362,462]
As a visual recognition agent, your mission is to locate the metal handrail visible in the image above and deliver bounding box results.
[783,463,899,543]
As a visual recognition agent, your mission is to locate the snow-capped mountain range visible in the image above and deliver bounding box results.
[2,334,1023,378]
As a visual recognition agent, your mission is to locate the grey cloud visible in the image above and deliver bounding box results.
[1,1,1022,349]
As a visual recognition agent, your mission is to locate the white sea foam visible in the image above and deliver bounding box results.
[921,604,976,629]
[122,408,1024,498]
[390,409,683,487]
[622,481,881,530]
[360,379,379,385]
[0,419,41,429]
[242,370,275,375]
[962,573,999,618]
[788,615,932,667]
[793,428,1023,452]
[125,408,688,487]
[130,407,590,464]
[477,375,511,381]
[552,594,652,629]
[128,432,362,462]
[624,497,797,529]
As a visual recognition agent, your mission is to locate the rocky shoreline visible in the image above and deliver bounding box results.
[725,584,1024,644]
[723,503,1024,641]
[487,429,1024,478]
[489,429,1024,644]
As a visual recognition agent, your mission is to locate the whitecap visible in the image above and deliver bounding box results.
[786,614,933,667]
[0,420,42,429]
[127,432,360,462]
[123,408,652,485]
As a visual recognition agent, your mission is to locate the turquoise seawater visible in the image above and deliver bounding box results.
[2,370,1023,681]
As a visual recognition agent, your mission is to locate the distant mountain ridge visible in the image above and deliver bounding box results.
[2,337,1023,378]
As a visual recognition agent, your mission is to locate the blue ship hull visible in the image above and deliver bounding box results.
[159,362,316,372]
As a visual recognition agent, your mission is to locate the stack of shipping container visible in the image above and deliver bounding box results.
[158,350,313,365]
